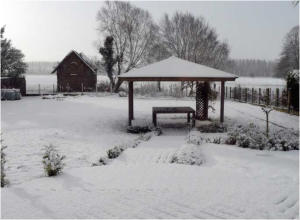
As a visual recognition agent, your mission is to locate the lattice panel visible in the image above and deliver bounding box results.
[195,82,209,120]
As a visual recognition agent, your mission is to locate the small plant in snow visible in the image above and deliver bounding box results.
[42,144,66,177]
[1,138,8,187]
[261,106,273,138]
[92,156,109,166]
[107,146,124,159]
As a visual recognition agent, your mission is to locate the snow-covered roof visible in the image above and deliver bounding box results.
[119,56,238,81]
[51,50,96,74]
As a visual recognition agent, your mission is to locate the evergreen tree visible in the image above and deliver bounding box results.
[99,36,117,91]
[1,26,27,78]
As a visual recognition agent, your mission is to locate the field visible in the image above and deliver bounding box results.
[1,94,299,218]
[25,75,286,94]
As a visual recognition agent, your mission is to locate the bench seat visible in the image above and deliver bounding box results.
[152,106,195,127]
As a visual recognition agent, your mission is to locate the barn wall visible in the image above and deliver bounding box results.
[57,52,96,92]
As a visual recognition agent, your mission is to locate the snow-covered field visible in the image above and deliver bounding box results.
[25,75,286,94]
[1,95,299,218]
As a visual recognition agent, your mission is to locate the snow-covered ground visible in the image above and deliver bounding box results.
[1,95,299,218]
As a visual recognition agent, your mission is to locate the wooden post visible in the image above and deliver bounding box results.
[239,87,242,102]
[266,88,270,105]
[220,81,225,123]
[258,88,261,105]
[244,88,248,103]
[276,88,279,107]
[128,81,134,126]
[225,86,228,98]
[251,88,254,104]
[229,87,232,99]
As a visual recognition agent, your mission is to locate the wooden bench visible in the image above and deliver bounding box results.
[152,106,195,127]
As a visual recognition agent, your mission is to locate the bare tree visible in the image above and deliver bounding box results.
[160,12,229,69]
[276,26,299,78]
[160,12,230,94]
[97,1,158,92]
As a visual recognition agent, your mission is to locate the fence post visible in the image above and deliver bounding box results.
[229,87,232,99]
[225,86,227,98]
[239,87,242,102]
[251,88,254,104]
[258,88,261,105]
[266,88,270,105]
[276,88,279,107]
[245,88,248,103]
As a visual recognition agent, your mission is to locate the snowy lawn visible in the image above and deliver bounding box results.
[1,95,299,218]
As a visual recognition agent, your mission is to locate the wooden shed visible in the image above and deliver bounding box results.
[52,50,97,92]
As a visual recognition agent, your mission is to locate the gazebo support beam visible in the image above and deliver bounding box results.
[128,81,134,126]
[220,81,225,123]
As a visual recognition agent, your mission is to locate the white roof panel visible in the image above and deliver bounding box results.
[119,56,237,80]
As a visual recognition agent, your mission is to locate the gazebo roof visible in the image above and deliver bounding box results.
[119,56,238,81]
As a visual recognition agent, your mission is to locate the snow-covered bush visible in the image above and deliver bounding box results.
[107,146,124,159]
[170,144,204,166]
[118,91,127,97]
[187,132,205,145]
[267,129,299,151]
[42,145,66,177]
[92,156,109,166]
[1,140,8,187]
[227,123,299,151]
[198,122,227,133]
[127,126,151,134]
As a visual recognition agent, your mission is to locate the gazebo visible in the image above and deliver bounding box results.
[118,56,238,126]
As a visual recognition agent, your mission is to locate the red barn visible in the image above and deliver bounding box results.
[52,50,97,92]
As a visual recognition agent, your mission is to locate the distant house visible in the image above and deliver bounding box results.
[52,50,97,92]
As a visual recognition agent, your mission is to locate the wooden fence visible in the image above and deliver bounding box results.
[223,86,294,113]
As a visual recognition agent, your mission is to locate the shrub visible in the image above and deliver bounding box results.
[227,123,299,151]
[107,146,124,159]
[97,81,111,92]
[224,136,237,145]
[1,140,8,187]
[170,144,204,166]
[198,122,227,133]
[92,156,109,166]
[127,126,151,134]
[42,145,66,177]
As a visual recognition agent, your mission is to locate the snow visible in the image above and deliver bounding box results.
[226,77,286,89]
[1,95,299,218]
[119,56,237,79]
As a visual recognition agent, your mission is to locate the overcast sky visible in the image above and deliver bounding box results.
[0,1,298,62]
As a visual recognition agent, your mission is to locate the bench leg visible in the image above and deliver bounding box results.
[153,112,157,127]
[187,113,190,123]
[192,112,195,127]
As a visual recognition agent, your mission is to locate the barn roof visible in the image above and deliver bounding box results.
[119,56,237,81]
[51,50,96,74]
